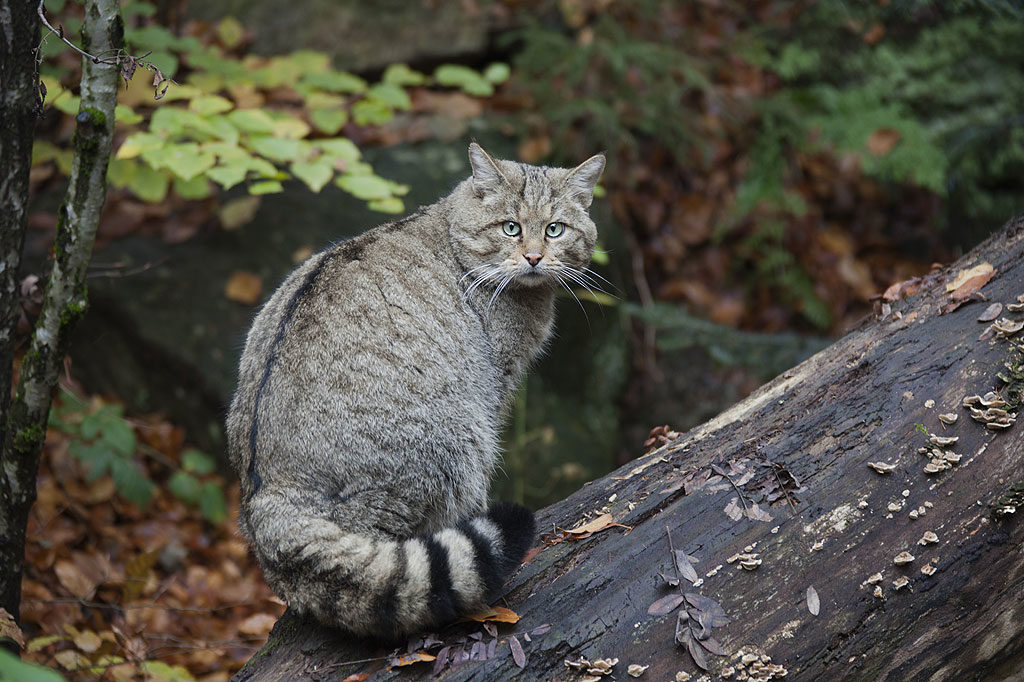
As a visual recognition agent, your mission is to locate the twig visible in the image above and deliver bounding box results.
[36,0,177,99]
[770,461,799,514]
[664,525,686,599]
[715,464,749,514]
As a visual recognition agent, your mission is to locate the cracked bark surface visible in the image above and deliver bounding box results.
[235,217,1024,682]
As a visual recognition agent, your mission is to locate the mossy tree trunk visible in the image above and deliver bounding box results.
[234,217,1024,682]
[0,0,122,620]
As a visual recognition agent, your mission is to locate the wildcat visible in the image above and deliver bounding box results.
[226,143,605,637]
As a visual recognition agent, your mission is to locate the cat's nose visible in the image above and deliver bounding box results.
[524,252,543,267]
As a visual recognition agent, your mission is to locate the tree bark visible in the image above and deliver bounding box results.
[0,0,122,619]
[0,0,41,594]
[232,216,1024,682]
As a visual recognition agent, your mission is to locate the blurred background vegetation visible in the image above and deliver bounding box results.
[13,0,1024,676]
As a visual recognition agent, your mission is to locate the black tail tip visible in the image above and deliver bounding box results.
[487,502,536,565]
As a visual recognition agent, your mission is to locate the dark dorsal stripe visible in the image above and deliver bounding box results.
[246,247,342,497]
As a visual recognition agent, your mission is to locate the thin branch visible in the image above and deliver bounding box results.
[36,0,177,99]
[36,0,97,63]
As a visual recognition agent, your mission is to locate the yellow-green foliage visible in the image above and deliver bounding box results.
[35,0,509,213]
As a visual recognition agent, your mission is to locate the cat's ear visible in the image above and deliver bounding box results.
[564,153,605,208]
[468,143,509,197]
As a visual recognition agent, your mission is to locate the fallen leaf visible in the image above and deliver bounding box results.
[867,127,901,156]
[807,586,820,616]
[225,270,263,305]
[723,497,744,521]
[698,636,726,656]
[684,593,729,626]
[218,196,261,231]
[978,303,1003,322]
[521,545,543,564]
[72,629,102,653]
[509,635,526,669]
[882,276,923,302]
[462,605,520,623]
[530,624,552,637]
[946,262,995,298]
[745,502,773,522]
[123,549,160,603]
[684,628,710,671]
[342,673,370,682]
[0,608,25,649]
[390,651,436,667]
[238,613,277,636]
[674,550,699,584]
[648,593,686,616]
[566,512,614,534]
[55,558,102,599]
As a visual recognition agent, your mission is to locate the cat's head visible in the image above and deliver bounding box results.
[449,143,605,296]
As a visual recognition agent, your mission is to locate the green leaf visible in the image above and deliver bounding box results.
[286,50,332,74]
[336,173,393,200]
[161,144,216,181]
[127,164,170,202]
[100,416,135,456]
[434,64,493,96]
[69,442,114,480]
[310,108,347,134]
[169,471,201,505]
[216,16,245,49]
[249,180,284,195]
[149,107,194,135]
[247,136,304,163]
[206,163,249,190]
[122,1,156,18]
[52,93,81,116]
[290,160,333,192]
[43,0,66,12]
[367,83,411,111]
[199,482,228,523]
[382,63,427,87]
[351,98,393,126]
[174,175,211,199]
[483,62,511,84]
[303,70,367,93]
[182,448,216,474]
[80,412,101,439]
[145,50,179,79]
[227,109,276,134]
[117,132,165,160]
[141,660,195,682]
[317,138,360,163]
[115,104,143,124]
[111,459,155,507]
[271,115,311,139]
[189,95,234,116]
[193,115,240,144]
[368,197,405,214]
[0,649,65,682]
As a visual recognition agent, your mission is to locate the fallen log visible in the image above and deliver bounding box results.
[234,216,1024,682]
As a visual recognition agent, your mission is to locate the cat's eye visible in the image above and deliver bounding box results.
[501,220,522,237]
[545,222,566,238]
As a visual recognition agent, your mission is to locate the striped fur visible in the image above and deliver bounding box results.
[226,145,603,636]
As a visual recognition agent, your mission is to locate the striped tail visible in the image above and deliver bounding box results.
[251,502,536,638]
